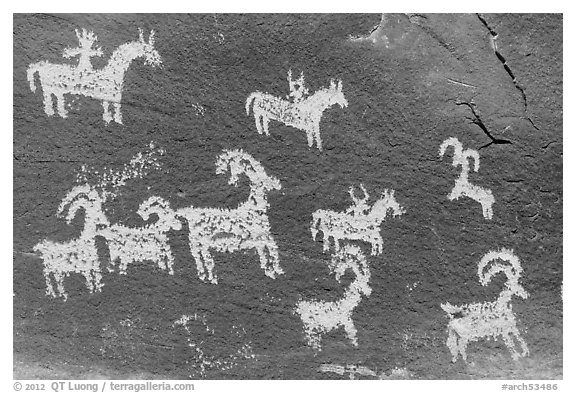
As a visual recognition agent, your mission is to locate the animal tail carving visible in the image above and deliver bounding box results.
[27,62,41,93]
[440,302,465,319]
[310,212,321,240]
[245,92,259,115]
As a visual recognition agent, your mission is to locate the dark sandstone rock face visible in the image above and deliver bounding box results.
[13,14,562,379]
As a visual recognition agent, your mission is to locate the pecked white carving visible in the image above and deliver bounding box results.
[34,145,170,300]
[246,70,348,150]
[440,248,529,362]
[311,185,405,255]
[176,149,283,284]
[98,196,182,275]
[33,184,109,300]
[439,137,495,219]
[27,28,162,124]
[295,245,372,350]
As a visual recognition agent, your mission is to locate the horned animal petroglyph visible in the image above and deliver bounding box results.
[27,28,161,124]
[440,137,495,219]
[295,245,372,350]
[98,196,182,275]
[246,70,348,150]
[311,186,405,255]
[33,185,109,300]
[176,149,283,284]
[441,248,529,362]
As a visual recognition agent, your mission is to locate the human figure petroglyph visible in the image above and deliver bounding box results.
[311,186,405,256]
[344,184,371,217]
[295,245,372,350]
[98,196,182,275]
[439,137,495,219]
[286,69,310,103]
[176,149,283,284]
[62,28,103,73]
[33,185,109,300]
[27,28,161,124]
[440,248,529,362]
[246,71,348,150]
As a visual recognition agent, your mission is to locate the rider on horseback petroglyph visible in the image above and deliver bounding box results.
[345,184,371,217]
[62,29,103,74]
[286,69,310,103]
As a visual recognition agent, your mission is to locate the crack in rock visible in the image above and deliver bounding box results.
[476,13,540,130]
[456,101,513,149]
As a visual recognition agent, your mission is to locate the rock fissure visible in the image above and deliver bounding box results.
[476,13,540,130]
[456,101,513,149]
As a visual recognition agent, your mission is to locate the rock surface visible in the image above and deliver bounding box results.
[13,13,562,379]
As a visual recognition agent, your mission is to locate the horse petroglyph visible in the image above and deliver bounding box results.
[440,137,495,219]
[27,28,162,124]
[176,149,283,284]
[34,185,109,300]
[441,248,529,362]
[246,70,348,150]
[295,245,372,350]
[311,185,405,255]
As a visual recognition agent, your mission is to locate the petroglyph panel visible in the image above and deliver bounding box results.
[14,14,562,380]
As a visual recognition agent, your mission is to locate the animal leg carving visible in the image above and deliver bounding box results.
[43,92,55,116]
[102,101,113,124]
[113,102,123,124]
[56,94,68,118]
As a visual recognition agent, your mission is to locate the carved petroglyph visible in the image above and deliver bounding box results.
[35,145,170,299]
[27,28,161,124]
[311,186,405,255]
[174,314,256,378]
[76,142,164,201]
[33,185,109,300]
[441,248,529,362]
[176,149,283,284]
[246,70,348,150]
[319,364,412,380]
[98,196,182,275]
[440,137,495,219]
[295,245,372,350]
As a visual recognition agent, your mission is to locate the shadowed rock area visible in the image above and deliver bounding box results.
[13,13,562,379]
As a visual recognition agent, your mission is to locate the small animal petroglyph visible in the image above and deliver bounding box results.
[33,185,109,300]
[441,248,529,362]
[246,70,348,150]
[439,137,495,219]
[295,245,372,350]
[27,28,162,124]
[98,196,182,275]
[176,149,283,284]
[311,185,405,255]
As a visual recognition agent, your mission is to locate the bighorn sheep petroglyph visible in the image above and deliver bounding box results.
[33,185,109,300]
[311,185,405,255]
[177,149,283,284]
[98,196,182,275]
[295,245,372,350]
[439,137,495,219]
[246,70,348,150]
[441,248,529,362]
[27,28,161,124]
